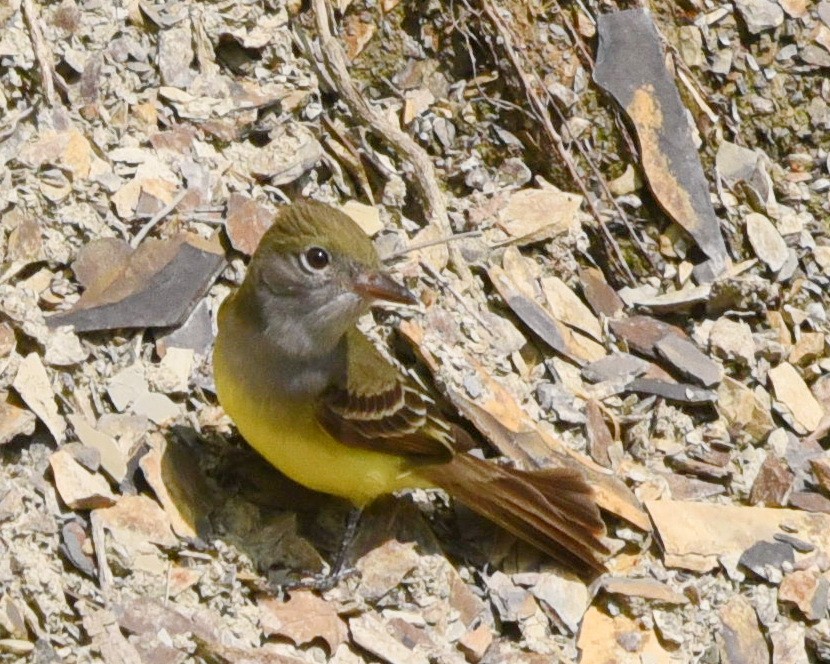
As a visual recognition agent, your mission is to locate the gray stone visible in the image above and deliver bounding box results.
[735,0,784,34]
[739,540,795,581]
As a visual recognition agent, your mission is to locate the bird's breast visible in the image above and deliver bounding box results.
[213,319,426,506]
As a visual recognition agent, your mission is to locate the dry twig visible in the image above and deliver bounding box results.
[477,0,638,284]
[310,0,473,282]
[131,189,189,248]
[22,0,58,107]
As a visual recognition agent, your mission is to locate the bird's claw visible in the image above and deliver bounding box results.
[277,565,361,593]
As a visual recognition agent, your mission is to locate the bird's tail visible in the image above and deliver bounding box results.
[419,454,609,574]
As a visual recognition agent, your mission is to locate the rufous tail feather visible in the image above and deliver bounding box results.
[421,454,609,574]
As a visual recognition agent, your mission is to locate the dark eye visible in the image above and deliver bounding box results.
[299,246,330,272]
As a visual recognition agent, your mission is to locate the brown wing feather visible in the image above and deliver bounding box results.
[317,329,455,459]
[318,329,609,574]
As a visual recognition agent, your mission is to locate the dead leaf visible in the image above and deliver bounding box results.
[48,233,225,332]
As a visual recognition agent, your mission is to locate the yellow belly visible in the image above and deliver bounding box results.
[213,340,426,506]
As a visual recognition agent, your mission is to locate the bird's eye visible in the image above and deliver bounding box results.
[299,246,330,272]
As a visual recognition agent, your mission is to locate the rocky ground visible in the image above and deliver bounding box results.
[1,0,830,662]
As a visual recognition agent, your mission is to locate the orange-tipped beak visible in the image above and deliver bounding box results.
[353,271,417,305]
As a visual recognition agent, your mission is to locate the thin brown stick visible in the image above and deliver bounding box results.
[383,230,483,262]
[310,0,472,283]
[478,0,636,285]
[130,189,189,248]
[22,0,57,107]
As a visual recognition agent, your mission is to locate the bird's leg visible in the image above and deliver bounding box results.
[279,507,363,593]
[330,506,363,579]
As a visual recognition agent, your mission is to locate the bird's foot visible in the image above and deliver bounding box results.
[277,565,361,593]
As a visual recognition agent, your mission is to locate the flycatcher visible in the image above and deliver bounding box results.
[213,200,608,573]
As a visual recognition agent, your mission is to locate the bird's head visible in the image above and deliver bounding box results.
[240,200,416,357]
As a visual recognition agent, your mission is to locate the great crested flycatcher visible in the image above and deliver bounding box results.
[213,200,609,573]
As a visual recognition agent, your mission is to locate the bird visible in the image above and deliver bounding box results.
[212,200,609,575]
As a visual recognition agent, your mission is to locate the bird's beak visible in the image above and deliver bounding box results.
[352,270,417,305]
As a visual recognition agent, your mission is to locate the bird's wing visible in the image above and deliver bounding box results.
[316,328,456,460]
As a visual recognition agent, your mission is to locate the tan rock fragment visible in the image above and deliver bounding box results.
[68,415,127,483]
[646,500,830,572]
[496,186,582,245]
[356,540,419,602]
[578,605,672,664]
[767,310,793,346]
[147,347,193,394]
[402,89,434,125]
[408,223,449,273]
[0,640,33,656]
[224,194,273,256]
[12,353,65,443]
[541,276,603,341]
[0,392,36,446]
[749,455,794,507]
[131,392,179,425]
[50,450,115,510]
[340,200,383,236]
[789,332,825,366]
[716,377,775,443]
[746,212,788,272]
[457,624,492,663]
[92,495,177,549]
[259,590,347,653]
[810,456,830,495]
[779,0,808,18]
[709,317,756,364]
[769,623,808,664]
[107,365,148,412]
[139,447,197,539]
[349,613,430,664]
[768,362,825,433]
[608,164,641,196]
[717,596,769,664]
[166,566,202,597]
[600,577,688,605]
[779,570,829,621]
[814,246,830,276]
